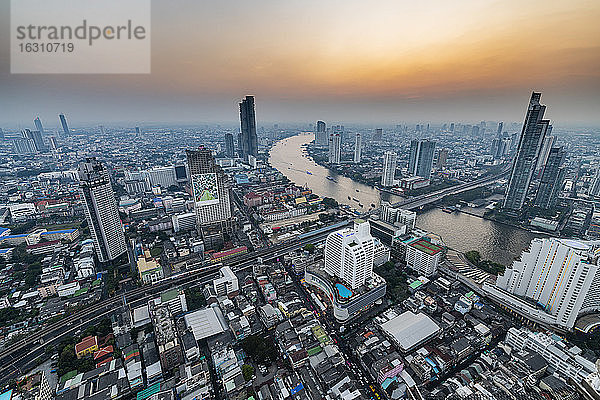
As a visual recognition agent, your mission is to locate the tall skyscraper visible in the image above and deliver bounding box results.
[186,147,233,249]
[408,140,436,179]
[324,220,375,290]
[238,95,258,160]
[34,117,44,135]
[353,133,362,163]
[373,128,383,142]
[224,132,235,158]
[449,123,455,132]
[503,92,550,211]
[535,130,556,175]
[59,114,70,136]
[534,146,566,209]
[315,120,327,146]
[78,158,127,263]
[49,136,58,151]
[328,133,341,164]
[21,129,44,152]
[495,238,600,330]
[381,151,397,187]
[12,138,36,154]
[436,148,448,169]
[496,121,503,136]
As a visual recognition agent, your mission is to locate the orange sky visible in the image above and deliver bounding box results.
[1,0,599,124]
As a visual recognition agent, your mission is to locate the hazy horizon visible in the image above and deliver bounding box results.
[1,0,599,126]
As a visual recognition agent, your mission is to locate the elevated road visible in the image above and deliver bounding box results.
[0,220,351,385]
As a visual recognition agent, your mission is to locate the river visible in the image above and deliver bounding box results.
[268,133,541,265]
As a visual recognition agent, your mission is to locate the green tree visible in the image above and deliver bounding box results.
[303,243,316,254]
[242,364,255,381]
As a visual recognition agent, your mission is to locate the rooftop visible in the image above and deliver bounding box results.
[379,311,441,352]
[409,238,443,255]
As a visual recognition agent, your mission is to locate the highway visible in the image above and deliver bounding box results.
[0,220,350,386]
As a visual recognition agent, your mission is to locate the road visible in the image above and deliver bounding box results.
[0,219,351,386]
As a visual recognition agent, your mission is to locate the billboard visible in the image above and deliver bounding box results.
[191,173,220,206]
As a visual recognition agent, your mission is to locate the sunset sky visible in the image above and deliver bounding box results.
[1,0,599,126]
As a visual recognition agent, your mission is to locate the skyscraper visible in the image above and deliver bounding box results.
[381,151,397,187]
[34,117,44,135]
[408,140,436,179]
[49,136,58,151]
[373,128,383,142]
[591,168,600,198]
[186,146,233,249]
[496,121,503,136]
[353,133,362,163]
[238,95,258,160]
[503,92,550,211]
[59,114,70,136]
[436,148,448,169]
[225,132,235,158]
[21,129,44,152]
[324,220,375,290]
[535,130,556,175]
[78,157,127,263]
[315,120,327,146]
[328,133,341,164]
[494,238,600,330]
[534,146,565,209]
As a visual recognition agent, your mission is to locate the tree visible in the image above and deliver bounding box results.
[322,197,338,209]
[242,364,255,381]
[185,287,206,311]
[241,334,278,365]
[303,243,315,254]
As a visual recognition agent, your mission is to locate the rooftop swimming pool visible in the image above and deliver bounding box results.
[335,283,353,299]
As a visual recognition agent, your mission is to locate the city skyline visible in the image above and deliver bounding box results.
[0,0,599,125]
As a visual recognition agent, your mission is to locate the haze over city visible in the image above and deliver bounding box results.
[1,0,600,125]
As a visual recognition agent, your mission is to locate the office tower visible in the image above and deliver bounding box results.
[213,266,239,298]
[174,164,188,183]
[471,125,480,137]
[381,151,397,187]
[534,146,565,209]
[495,238,600,329]
[591,169,600,198]
[503,92,550,211]
[238,95,258,160]
[78,157,127,263]
[374,128,383,141]
[21,129,45,151]
[353,133,362,163]
[59,114,70,136]
[496,121,503,137]
[491,138,501,159]
[34,117,44,135]
[0,128,3,139]
[436,148,448,169]
[224,132,235,158]
[535,131,556,174]
[186,146,233,249]
[315,120,328,146]
[380,201,416,230]
[324,220,375,290]
[12,138,36,154]
[449,123,455,132]
[99,125,105,135]
[144,166,177,188]
[135,126,141,135]
[328,133,341,164]
[48,136,58,151]
[408,140,436,179]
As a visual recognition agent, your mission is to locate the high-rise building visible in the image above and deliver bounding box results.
[186,147,233,249]
[59,113,70,136]
[315,120,327,146]
[238,95,258,160]
[78,157,127,263]
[12,138,36,154]
[503,92,550,211]
[494,238,600,330]
[49,136,58,151]
[408,140,435,179]
[381,151,397,187]
[135,126,141,135]
[535,131,556,175]
[449,123,455,132]
[324,220,375,290]
[436,148,448,169]
[224,132,235,158]
[374,128,383,141]
[144,166,177,188]
[328,133,341,164]
[534,146,566,209]
[34,117,44,135]
[353,133,362,163]
[380,201,416,230]
[21,129,45,152]
[496,121,503,137]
